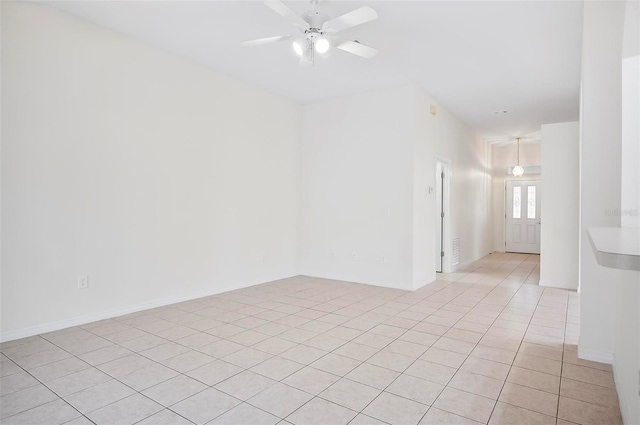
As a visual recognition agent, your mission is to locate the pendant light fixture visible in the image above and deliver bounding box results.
[512,137,525,177]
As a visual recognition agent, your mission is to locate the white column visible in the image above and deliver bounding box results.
[578,0,625,360]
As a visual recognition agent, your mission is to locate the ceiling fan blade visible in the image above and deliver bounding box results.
[322,6,378,33]
[336,40,378,59]
[241,35,291,47]
[264,0,309,31]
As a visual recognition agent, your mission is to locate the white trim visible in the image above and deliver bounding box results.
[539,279,578,290]
[611,354,631,425]
[435,157,452,273]
[413,279,435,291]
[578,348,615,365]
[504,178,542,254]
[300,271,412,291]
[0,273,295,343]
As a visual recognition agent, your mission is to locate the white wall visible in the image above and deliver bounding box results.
[621,55,639,229]
[0,2,495,341]
[413,87,492,282]
[540,122,579,289]
[490,142,541,252]
[578,0,624,360]
[299,85,416,290]
[579,1,640,423]
[621,15,639,229]
[614,269,640,425]
[1,2,302,340]
[412,89,437,286]
[614,2,640,423]
[0,1,3,343]
[299,84,492,290]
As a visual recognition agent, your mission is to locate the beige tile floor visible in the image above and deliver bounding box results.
[0,253,623,425]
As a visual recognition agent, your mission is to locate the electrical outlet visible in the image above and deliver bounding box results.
[331,252,336,259]
[352,253,358,260]
[77,275,88,289]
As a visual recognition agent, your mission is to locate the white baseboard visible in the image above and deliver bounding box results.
[299,271,413,291]
[413,278,436,291]
[453,251,493,272]
[539,279,579,290]
[301,251,493,291]
[0,272,296,343]
[578,348,614,365]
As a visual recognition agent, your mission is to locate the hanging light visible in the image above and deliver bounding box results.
[292,39,308,57]
[512,137,525,177]
[315,38,330,54]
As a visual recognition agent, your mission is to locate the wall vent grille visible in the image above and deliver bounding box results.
[452,239,460,266]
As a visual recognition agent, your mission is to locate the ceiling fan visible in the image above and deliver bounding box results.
[241,0,379,67]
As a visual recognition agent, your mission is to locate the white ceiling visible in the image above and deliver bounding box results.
[39,0,584,139]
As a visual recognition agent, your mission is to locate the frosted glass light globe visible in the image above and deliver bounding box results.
[293,40,305,56]
[315,38,330,54]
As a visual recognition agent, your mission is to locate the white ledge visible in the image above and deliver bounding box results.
[588,227,640,271]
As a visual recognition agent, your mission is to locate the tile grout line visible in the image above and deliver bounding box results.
[0,353,97,424]
[6,254,610,425]
[343,254,537,424]
[239,276,469,423]
[240,286,438,423]
[2,285,334,423]
[38,328,222,424]
[446,255,545,424]
[451,256,540,421]
[413,254,524,423]
[557,289,570,422]
[485,257,550,423]
[1,255,504,424]
[173,280,429,423]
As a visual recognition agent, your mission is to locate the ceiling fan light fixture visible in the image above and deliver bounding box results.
[245,0,379,66]
[292,39,307,56]
[315,37,330,53]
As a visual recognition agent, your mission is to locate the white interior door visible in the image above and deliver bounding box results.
[505,180,541,254]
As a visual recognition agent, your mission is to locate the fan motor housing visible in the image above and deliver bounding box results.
[302,10,329,29]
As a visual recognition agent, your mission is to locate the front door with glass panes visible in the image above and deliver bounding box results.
[505,180,541,254]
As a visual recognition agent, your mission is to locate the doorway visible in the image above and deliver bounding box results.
[505,179,541,254]
[435,160,450,272]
